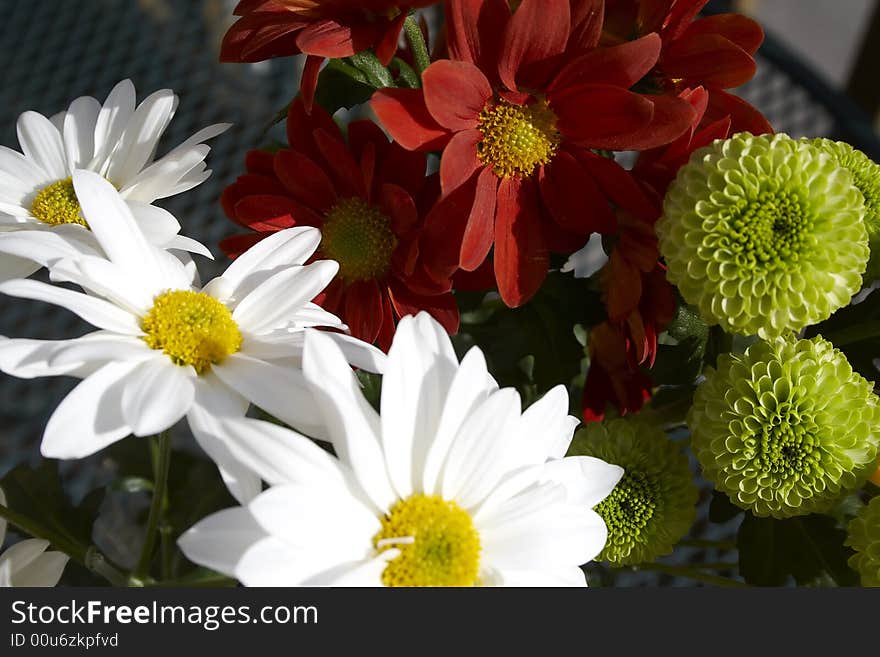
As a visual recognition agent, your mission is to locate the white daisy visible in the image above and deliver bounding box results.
[0,488,68,587]
[179,312,623,587]
[0,171,385,503]
[0,78,228,279]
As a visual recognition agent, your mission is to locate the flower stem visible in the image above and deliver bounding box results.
[635,562,748,587]
[403,15,431,76]
[132,431,172,583]
[0,502,126,586]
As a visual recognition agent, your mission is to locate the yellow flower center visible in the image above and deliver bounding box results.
[374,494,481,587]
[30,177,88,227]
[320,198,398,282]
[141,290,242,374]
[477,99,561,179]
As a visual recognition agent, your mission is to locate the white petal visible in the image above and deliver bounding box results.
[0,145,53,190]
[0,539,50,573]
[159,122,231,161]
[0,252,39,282]
[120,357,195,436]
[0,228,99,275]
[127,201,181,246]
[232,260,338,333]
[0,337,97,379]
[516,385,580,465]
[301,553,396,586]
[320,331,386,373]
[561,233,608,279]
[105,89,176,184]
[118,145,209,203]
[440,388,522,509]
[489,566,587,587]
[219,226,322,296]
[540,456,623,508]
[62,96,101,171]
[423,347,498,495]
[212,354,327,439]
[161,234,213,258]
[0,278,141,334]
[50,255,156,314]
[92,79,136,170]
[302,329,394,512]
[48,333,152,369]
[381,314,458,498]
[177,506,269,580]
[234,538,325,586]
[216,416,346,488]
[10,551,68,587]
[17,112,66,181]
[41,361,137,458]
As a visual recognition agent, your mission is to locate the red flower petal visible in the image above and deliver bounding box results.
[375,13,407,65]
[423,60,492,131]
[706,89,773,134]
[498,0,570,92]
[313,129,368,199]
[461,166,499,271]
[663,33,756,88]
[605,251,643,321]
[379,143,428,200]
[616,93,696,151]
[684,13,764,55]
[221,173,286,219]
[347,119,390,162]
[221,13,305,63]
[539,152,615,234]
[446,0,510,84]
[389,280,460,336]
[569,0,605,51]
[286,97,343,160]
[494,177,548,307]
[664,0,709,42]
[552,84,654,150]
[299,55,324,114]
[273,150,336,212]
[343,279,384,345]
[371,88,450,151]
[421,175,478,282]
[381,184,419,236]
[295,18,373,58]
[234,194,322,230]
[376,290,396,352]
[245,149,276,176]
[440,129,482,196]
[220,232,265,259]
[581,153,658,224]
[550,33,661,91]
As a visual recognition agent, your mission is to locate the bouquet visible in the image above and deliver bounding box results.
[0,0,877,589]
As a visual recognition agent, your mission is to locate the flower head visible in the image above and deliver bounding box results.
[807,138,880,282]
[0,171,384,503]
[569,419,698,565]
[372,0,697,306]
[221,98,458,349]
[0,488,68,587]
[179,313,624,586]
[0,79,227,279]
[221,0,436,110]
[658,133,868,338]
[846,496,880,587]
[688,336,880,518]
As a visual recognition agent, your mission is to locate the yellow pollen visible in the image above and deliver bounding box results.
[374,494,481,587]
[320,198,398,283]
[477,99,561,179]
[141,290,242,375]
[30,177,88,227]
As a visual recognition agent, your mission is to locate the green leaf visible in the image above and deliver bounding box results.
[356,370,382,411]
[348,51,395,88]
[737,514,858,586]
[390,57,420,89]
[314,59,376,115]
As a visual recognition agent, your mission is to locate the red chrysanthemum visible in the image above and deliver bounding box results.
[220,97,458,349]
[603,0,771,134]
[221,0,437,110]
[372,0,697,307]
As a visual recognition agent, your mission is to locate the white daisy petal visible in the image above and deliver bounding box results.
[540,457,624,508]
[120,356,195,436]
[41,361,137,458]
[0,252,39,282]
[118,144,209,202]
[62,96,101,171]
[127,201,181,246]
[161,234,214,259]
[106,89,177,185]
[302,329,394,512]
[0,278,141,334]
[178,507,270,579]
[301,553,397,586]
[232,260,339,334]
[92,79,136,169]
[51,255,157,314]
[0,538,51,574]
[234,539,326,586]
[516,385,581,464]
[381,314,457,498]
[16,111,66,181]
[48,333,152,369]
[319,331,386,373]
[490,566,587,587]
[0,145,53,189]
[0,337,96,379]
[0,228,98,276]
[9,550,69,587]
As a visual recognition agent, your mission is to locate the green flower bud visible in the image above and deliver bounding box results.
[569,419,698,566]
[689,335,880,518]
[846,496,880,587]
[658,133,868,338]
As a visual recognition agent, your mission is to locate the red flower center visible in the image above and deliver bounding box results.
[476,99,561,179]
[320,198,398,283]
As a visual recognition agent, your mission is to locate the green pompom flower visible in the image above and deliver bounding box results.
[569,419,698,566]
[846,496,880,586]
[657,132,868,338]
[688,335,880,518]
[807,138,880,282]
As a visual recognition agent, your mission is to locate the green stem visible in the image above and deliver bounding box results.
[0,503,126,586]
[148,571,237,588]
[636,563,748,587]
[132,431,172,583]
[403,15,431,76]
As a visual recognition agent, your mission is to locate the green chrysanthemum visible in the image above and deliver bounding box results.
[806,138,880,282]
[657,132,868,338]
[688,335,880,518]
[568,419,698,566]
[846,496,880,586]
